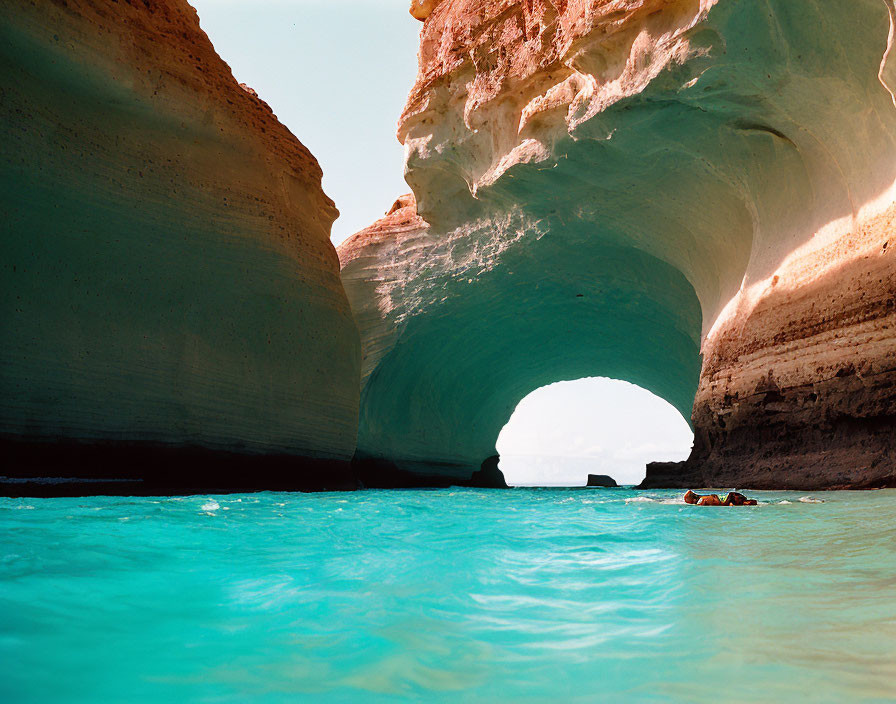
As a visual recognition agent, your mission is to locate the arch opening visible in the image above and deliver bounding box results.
[496,378,694,487]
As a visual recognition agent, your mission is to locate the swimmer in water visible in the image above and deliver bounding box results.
[684,490,757,506]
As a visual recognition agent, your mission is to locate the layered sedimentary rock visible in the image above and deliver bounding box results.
[644,204,896,489]
[340,0,896,488]
[0,1,360,491]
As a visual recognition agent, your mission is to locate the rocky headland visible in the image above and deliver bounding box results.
[340,0,896,489]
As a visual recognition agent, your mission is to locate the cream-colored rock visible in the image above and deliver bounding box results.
[341,0,896,488]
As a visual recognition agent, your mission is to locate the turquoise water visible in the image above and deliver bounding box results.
[1,488,894,703]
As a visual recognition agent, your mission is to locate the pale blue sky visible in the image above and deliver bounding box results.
[191,0,694,485]
[192,0,418,244]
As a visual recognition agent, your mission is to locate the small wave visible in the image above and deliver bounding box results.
[625,496,685,505]
[799,496,824,503]
[778,500,792,505]
[201,500,220,512]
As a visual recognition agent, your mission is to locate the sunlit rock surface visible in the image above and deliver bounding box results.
[644,204,896,489]
[409,0,444,21]
[340,0,896,488]
[1,1,360,491]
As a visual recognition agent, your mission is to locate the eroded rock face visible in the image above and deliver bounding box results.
[341,0,896,488]
[1,1,360,491]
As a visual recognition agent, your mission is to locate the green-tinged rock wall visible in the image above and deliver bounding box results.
[340,199,702,485]
[1,1,360,492]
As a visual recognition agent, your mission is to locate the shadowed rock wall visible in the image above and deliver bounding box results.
[1,1,360,491]
[341,194,702,486]
[341,0,896,488]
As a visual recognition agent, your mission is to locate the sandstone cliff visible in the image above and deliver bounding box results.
[1,1,360,492]
[644,204,896,489]
[340,0,896,488]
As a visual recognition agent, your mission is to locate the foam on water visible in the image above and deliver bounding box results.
[1,487,894,703]
[624,495,685,504]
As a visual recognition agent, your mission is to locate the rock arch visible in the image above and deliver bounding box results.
[342,201,703,484]
[340,0,896,489]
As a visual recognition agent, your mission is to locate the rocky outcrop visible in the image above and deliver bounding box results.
[587,475,618,488]
[0,1,360,492]
[341,0,896,488]
[470,456,509,488]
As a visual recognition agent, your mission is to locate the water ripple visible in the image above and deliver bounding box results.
[0,488,894,702]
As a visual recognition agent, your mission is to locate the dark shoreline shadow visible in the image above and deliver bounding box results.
[0,437,358,497]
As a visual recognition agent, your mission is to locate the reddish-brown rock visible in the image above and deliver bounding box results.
[643,206,896,490]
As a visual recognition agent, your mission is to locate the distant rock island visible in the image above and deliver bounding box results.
[2,0,895,493]
[586,475,618,489]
